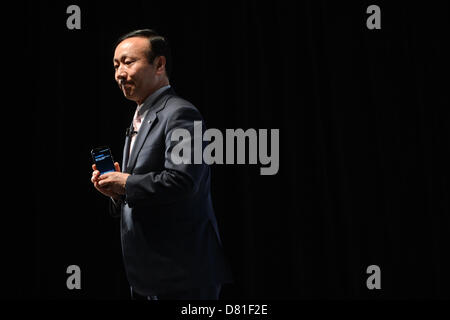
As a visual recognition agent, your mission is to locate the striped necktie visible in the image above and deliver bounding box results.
[129,107,142,155]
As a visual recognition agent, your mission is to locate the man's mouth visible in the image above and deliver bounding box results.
[119,80,133,88]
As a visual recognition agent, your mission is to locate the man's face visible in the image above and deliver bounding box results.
[113,37,157,104]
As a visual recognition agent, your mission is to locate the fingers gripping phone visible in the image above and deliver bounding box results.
[91,146,116,174]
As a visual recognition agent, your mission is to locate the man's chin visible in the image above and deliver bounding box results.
[123,94,138,103]
[122,89,136,101]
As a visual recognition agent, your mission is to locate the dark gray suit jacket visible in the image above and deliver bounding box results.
[110,88,232,296]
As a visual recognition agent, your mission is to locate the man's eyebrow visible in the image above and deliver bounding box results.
[113,55,137,64]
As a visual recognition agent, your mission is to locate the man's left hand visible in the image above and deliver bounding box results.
[97,171,130,195]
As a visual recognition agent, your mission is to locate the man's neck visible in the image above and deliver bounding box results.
[136,80,170,106]
[136,84,171,110]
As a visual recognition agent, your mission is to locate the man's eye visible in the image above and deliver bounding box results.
[125,60,134,65]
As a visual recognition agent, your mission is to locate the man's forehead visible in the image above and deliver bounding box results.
[114,37,150,60]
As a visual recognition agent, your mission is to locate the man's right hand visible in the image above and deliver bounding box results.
[91,163,122,200]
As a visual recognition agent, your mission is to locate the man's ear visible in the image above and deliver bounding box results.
[155,56,166,74]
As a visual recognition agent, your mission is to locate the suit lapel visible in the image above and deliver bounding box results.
[125,89,174,173]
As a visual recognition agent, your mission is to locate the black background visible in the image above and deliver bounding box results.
[3,0,449,300]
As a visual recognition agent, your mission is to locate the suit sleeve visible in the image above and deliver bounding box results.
[124,104,207,207]
[108,197,122,218]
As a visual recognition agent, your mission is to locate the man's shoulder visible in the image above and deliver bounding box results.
[161,93,202,118]
[164,93,195,109]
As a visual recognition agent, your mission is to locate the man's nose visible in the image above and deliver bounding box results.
[116,67,127,81]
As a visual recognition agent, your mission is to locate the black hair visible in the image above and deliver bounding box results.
[115,29,172,78]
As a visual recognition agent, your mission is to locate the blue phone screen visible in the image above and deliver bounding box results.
[93,148,115,174]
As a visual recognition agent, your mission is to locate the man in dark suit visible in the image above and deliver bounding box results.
[91,29,232,300]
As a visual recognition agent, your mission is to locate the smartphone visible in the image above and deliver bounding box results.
[91,146,116,175]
